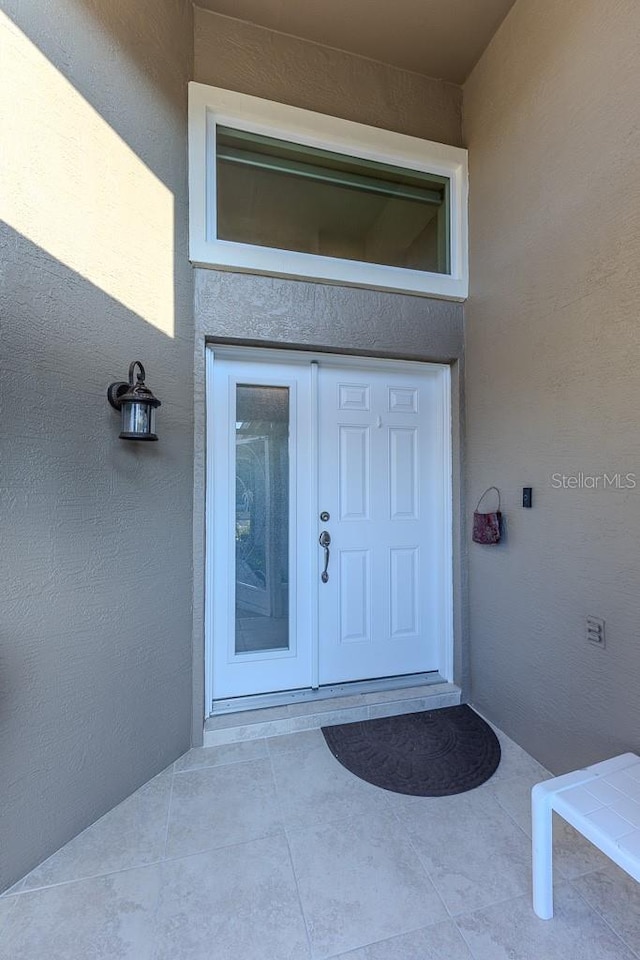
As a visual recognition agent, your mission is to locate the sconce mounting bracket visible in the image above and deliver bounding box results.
[107,381,130,410]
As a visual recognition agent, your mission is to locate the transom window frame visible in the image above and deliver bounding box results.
[188,82,469,301]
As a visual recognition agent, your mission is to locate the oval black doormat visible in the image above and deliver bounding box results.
[322,704,501,797]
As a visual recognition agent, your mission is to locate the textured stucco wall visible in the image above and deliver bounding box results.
[1,0,194,891]
[193,7,463,146]
[464,0,640,772]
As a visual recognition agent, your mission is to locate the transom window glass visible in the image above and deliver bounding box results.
[216,126,450,275]
[189,83,468,298]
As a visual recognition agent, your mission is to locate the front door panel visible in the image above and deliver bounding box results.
[206,349,449,706]
[316,364,443,684]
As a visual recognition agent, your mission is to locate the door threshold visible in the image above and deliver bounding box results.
[211,672,444,716]
[204,676,461,747]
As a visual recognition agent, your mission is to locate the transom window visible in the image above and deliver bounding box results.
[189,84,468,300]
[216,126,450,275]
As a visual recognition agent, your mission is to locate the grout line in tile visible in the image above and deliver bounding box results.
[452,889,533,925]
[377,790,459,922]
[162,766,177,859]
[489,781,610,886]
[319,918,461,960]
[389,786,534,922]
[10,761,177,896]
[158,822,286,867]
[491,787,536,842]
[265,739,313,959]
[399,820,455,921]
[146,846,166,958]
[444,880,537,921]
[172,753,267,774]
[10,829,296,898]
[7,858,168,897]
[489,770,549,790]
[281,834,314,959]
[453,912,483,960]
[280,809,362,846]
[316,919,469,960]
[0,882,24,900]
[570,879,640,960]
[159,822,284,865]
[549,825,617,882]
[449,881,600,929]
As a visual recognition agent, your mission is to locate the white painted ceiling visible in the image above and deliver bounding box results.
[194,0,518,84]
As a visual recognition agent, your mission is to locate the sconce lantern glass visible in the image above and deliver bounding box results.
[107,361,161,441]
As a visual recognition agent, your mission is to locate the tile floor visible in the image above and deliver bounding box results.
[2,721,640,959]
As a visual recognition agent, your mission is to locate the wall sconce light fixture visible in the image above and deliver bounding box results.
[107,361,161,441]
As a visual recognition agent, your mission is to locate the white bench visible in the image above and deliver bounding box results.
[532,752,640,919]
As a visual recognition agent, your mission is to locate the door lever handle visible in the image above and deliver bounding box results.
[319,530,331,583]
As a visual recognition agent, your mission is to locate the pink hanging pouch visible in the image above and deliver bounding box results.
[472,487,502,544]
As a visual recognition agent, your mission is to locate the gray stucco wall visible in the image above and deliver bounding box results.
[190,13,467,732]
[464,0,640,772]
[1,0,194,891]
[193,7,463,147]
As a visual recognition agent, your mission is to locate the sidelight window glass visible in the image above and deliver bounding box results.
[234,384,290,654]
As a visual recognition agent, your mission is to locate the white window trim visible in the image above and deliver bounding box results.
[188,82,468,301]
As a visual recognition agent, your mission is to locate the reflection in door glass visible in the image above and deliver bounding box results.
[235,385,290,654]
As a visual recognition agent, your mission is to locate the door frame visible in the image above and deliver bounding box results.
[204,345,453,716]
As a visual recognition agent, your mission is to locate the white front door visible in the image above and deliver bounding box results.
[316,363,447,684]
[206,348,451,706]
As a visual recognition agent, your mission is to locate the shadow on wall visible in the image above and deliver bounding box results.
[1,222,194,892]
[1,0,194,894]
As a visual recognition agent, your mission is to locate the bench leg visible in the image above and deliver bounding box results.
[532,784,554,919]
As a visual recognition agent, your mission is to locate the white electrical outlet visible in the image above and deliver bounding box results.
[586,616,606,647]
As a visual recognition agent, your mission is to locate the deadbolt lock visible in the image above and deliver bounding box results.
[320,511,330,522]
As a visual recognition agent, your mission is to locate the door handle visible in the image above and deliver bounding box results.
[319,530,331,583]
